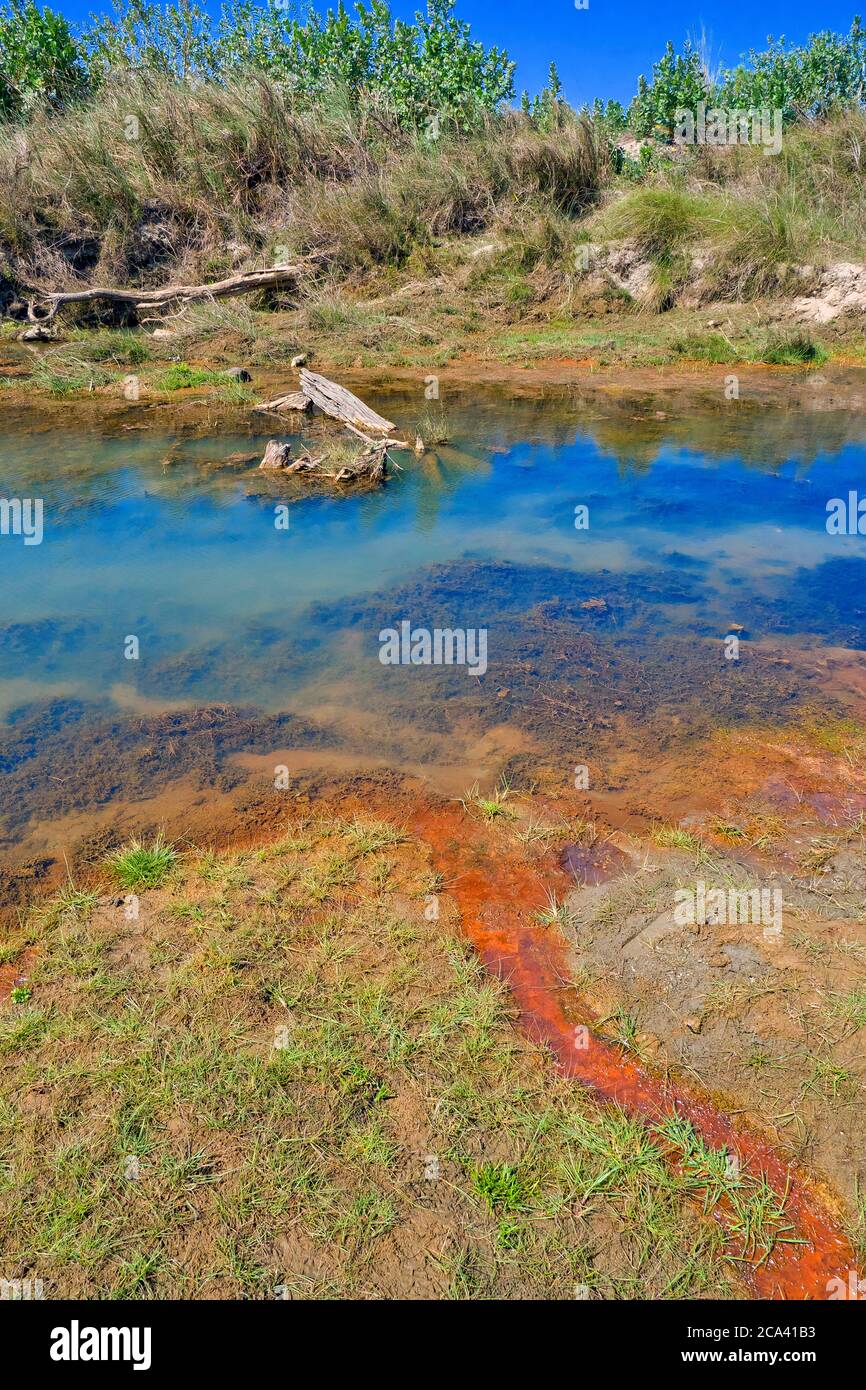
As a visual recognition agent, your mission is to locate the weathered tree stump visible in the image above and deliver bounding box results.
[259,440,293,470]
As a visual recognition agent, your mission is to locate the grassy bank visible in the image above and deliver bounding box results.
[2,67,866,387]
[4,755,866,1297]
[0,298,856,405]
[0,811,741,1299]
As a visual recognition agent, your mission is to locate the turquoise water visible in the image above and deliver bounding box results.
[2,385,866,845]
[3,396,866,708]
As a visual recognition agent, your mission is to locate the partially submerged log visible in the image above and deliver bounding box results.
[28,264,308,323]
[299,368,396,436]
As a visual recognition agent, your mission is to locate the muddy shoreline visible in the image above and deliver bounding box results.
[6,759,866,1297]
[4,358,866,436]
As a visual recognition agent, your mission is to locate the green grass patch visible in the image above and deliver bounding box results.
[154,363,228,391]
[651,824,705,853]
[672,333,738,364]
[752,333,828,367]
[0,813,741,1299]
[108,835,177,890]
[469,1162,532,1213]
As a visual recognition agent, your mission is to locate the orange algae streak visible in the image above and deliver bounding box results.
[411,804,858,1301]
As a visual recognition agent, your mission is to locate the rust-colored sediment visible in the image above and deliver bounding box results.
[411,801,859,1301]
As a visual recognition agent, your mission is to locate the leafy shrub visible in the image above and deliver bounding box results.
[85,0,515,131]
[719,19,866,121]
[629,41,708,140]
[625,20,866,141]
[520,62,565,133]
[586,97,628,133]
[0,0,89,118]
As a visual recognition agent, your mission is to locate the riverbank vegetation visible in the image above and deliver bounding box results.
[2,4,866,379]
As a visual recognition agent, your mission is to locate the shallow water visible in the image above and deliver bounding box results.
[3,384,866,858]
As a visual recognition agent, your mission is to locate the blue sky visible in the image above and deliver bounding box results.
[56,0,863,106]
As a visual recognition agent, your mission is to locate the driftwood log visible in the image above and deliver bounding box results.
[254,369,408,444]
[27,264,307,323]
[298,368,396,436]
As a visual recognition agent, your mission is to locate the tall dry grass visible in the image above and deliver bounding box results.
[3,76,864,321]
[0,72,608,297]
[594,115,866,308]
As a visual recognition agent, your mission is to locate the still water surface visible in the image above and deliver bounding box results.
[2,386,866,853]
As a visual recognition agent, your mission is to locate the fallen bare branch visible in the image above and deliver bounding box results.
[28,264,309,323]
[252,390,312,415]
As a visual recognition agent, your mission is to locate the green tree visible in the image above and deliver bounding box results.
[628,20,866,142]
[719,19,866,120]
[84,0,516,130]
[85,0,219,79]
[277,0,516,127]
[584,96,626,133]
[0,0,89,118]
[521,61,564,131]
[628,40,708,140]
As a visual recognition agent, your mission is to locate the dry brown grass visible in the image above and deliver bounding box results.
[0,72,607,302]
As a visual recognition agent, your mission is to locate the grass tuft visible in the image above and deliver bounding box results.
[108,834,177,890]
[651,824,705,854]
